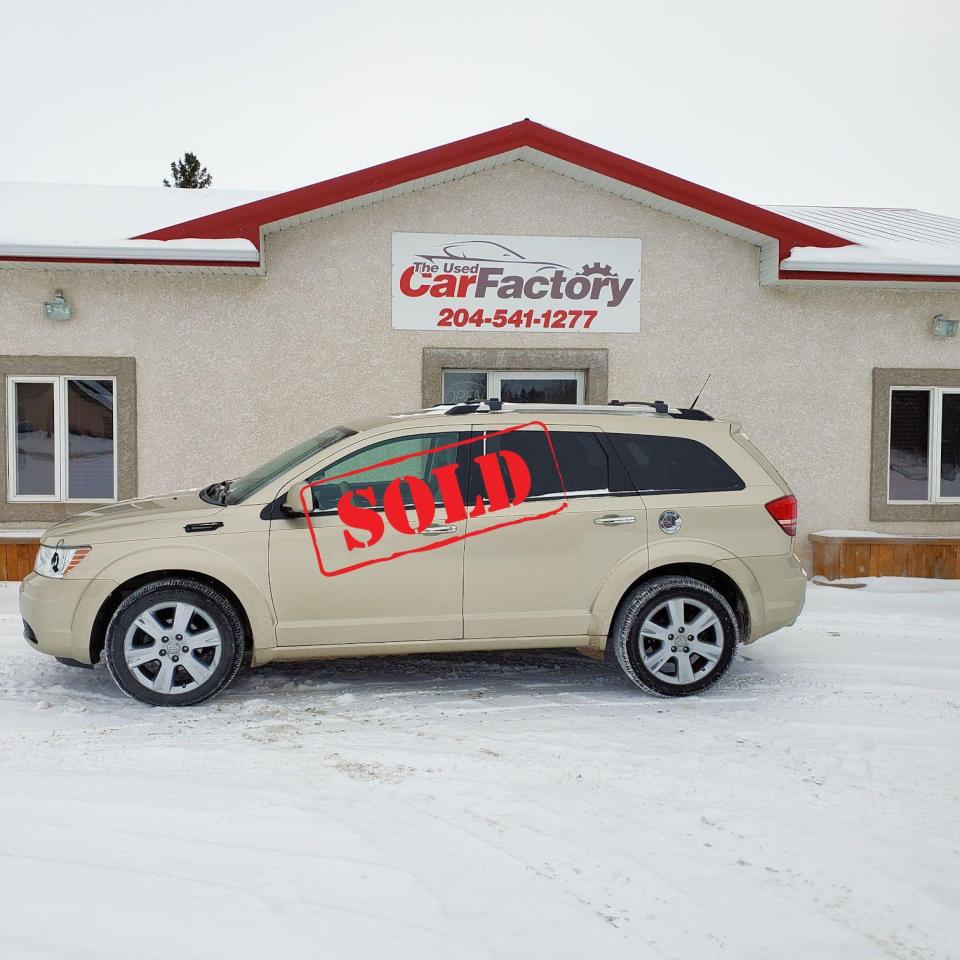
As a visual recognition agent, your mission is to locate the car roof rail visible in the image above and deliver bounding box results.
[443,398,504,415]
[608,399,670,414]
[608,399,714,421]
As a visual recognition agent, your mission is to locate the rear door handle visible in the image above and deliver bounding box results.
[594,514,637,526]
[419,523,457,536]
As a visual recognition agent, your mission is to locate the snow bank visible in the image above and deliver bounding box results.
[1,578,958,958]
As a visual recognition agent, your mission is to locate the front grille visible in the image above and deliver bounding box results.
[23,621,38,644]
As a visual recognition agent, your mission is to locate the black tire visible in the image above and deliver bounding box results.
[611,575,738,697]
[105,578,245,707]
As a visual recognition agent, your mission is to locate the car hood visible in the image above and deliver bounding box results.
[42,489,225,545]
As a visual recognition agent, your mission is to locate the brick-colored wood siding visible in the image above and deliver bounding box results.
[0,540,39,580]
[810,534,960,580]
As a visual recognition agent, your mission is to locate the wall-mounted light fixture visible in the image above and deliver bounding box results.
[933,314,958,338]
[42,289,71,322]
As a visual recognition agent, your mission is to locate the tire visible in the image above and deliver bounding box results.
[105,578,245,707]
[611,575,738,697]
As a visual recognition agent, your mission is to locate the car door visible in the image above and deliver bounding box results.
[461,422,647,640]
[268,428,469,647]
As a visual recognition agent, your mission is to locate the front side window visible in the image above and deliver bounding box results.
[888,387,960,503]
[306,432,462,512]
[7,376,116,502]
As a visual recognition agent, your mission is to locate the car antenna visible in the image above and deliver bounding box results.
[689,374,711,411]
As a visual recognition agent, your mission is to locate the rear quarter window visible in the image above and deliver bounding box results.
[608,433,745,494]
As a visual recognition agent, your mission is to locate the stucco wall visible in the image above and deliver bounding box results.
[2,161,959,555]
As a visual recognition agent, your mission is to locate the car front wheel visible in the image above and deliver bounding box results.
[105,578,245,706]
[611,575,738,696]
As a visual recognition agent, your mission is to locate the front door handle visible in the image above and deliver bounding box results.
[420,523,458,536]
[594,514,637,526]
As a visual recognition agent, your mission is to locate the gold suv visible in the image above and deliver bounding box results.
[19,401,806,706]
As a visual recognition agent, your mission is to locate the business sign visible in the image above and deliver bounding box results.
[392,233,641,332]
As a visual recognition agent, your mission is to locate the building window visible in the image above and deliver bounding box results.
[871,369,960,521]
[442,369,585,404]
[6,375,117,503]
[888,386,960,504]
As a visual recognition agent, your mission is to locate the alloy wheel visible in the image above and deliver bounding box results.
[122,601,223,695]
[636,597,724,685]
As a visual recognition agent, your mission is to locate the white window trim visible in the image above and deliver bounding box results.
[887,385,960,505]
[442,369,585,404]
[7,374,118,504]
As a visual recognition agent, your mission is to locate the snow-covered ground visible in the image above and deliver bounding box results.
[0,579,957,960]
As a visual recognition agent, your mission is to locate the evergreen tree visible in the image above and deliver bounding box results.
[163,152,213,188]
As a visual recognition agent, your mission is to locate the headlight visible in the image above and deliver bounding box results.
[34,544,91,578]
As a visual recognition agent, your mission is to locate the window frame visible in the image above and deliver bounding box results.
[442,368,585,404]
[871,368,960,523]
[6,374,118,504]
[887,385,960,506]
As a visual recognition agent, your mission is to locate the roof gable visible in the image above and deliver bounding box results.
[137,120,850,252]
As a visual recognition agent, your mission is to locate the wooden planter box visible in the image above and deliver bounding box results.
[810,533,960,581]
[0,538,40,581]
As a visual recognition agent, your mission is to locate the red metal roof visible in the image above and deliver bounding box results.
[137,119,851,252]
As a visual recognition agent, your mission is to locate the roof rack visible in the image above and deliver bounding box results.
[443,398,503,415]
[436,399,714,420]
[609,399,669,413]
[608,400,713,421]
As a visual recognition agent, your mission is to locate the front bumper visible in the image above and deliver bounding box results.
[19,573,118,664]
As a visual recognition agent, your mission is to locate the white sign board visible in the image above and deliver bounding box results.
[392,233,641,332]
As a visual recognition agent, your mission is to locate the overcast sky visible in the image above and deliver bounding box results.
[1,0,958,216]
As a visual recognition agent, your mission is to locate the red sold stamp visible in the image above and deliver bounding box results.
[300,421,568,577]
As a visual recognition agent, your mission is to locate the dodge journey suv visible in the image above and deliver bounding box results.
[20,400,806,706]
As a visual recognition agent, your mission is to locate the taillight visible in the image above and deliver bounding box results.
[765,494,797,537]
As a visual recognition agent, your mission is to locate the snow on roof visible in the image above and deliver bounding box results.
[781,240,960,275]
[0,181,274,245]
[765,205,960,276]
[0,181,273,266]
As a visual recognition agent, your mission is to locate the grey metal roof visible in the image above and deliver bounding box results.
[764,205,960,247]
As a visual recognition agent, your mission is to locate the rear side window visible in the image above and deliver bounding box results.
[474,430,612,499]
[608,433,745,494]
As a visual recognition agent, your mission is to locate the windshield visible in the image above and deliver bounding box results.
[222,427,356,504]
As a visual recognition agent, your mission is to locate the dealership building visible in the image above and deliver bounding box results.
[1,120,959,575]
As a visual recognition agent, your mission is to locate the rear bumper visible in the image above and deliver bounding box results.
[19,573,117,664]
[743,552,806,637]
[714,552,806,642]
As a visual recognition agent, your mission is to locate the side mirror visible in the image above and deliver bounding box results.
[283,484,308,515]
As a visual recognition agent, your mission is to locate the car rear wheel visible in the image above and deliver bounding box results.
[611,575,738,696]
[105,578,245,706]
